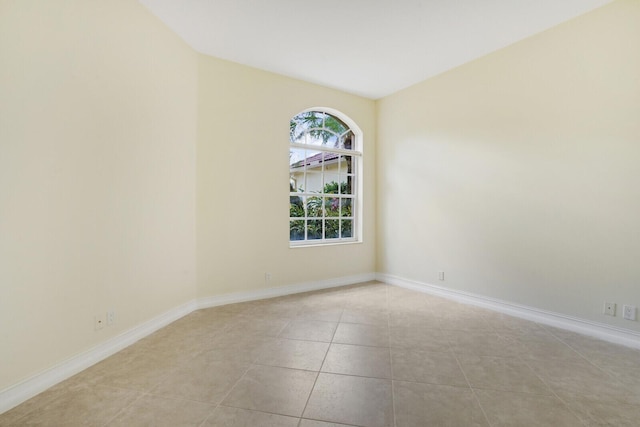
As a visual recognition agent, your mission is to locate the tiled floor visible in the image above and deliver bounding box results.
[2,281,640,426]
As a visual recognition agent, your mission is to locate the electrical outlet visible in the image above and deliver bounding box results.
[603,302,616,316]
[265,273,271,283]
[107,310,115,326]
[623,305,637,321]
[438,271,445,281]
[94,314,106,330]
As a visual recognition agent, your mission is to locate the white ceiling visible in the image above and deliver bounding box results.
[138,0,612,99]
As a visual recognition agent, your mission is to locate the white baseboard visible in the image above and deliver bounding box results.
[0,300,196,415]
[197,272,377,309]
[0,272,376,415]
[377,272,640,350]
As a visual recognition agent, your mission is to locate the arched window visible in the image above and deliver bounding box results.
[289,109,362,245]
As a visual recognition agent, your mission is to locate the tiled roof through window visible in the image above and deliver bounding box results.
[290,151,340,169]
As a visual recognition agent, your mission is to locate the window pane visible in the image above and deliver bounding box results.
[325,115,348,135]
[304,172,323,193]
[338,175,353,195]
[324,197,339,217]
[325,220,339,239]
[339,131,354,150]
[341,220,353,238]
[306,196,323,218]
[323,152,339,171]
[291,111,325,143]
[324,174,340,194]
[300,150,322,168]
[290,220,305,240]
[320,131,339,147]
[290,148,306,192]
[290,196,305,217]
[339,155,353,174]
[341,197,353,217]
[304,131,338,147]
[307,220,323,240]
[289,148,306,169]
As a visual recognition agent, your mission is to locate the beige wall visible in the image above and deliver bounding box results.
[197,55,376,297]
[377,0,640,331]
[0,0,198,390]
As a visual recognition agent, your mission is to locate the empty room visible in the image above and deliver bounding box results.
[1,0,639,425]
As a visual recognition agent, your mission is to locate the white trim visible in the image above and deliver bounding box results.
[0,300,196,415]
[197,272,377,309]
[377,272,640,350]
[290,108,363,245]
[290,142,361,156]
[0,272,376,415]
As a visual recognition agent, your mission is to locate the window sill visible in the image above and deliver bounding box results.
[289,239,361,249]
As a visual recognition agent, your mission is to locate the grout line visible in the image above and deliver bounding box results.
[100,390,148,427]
[196,404,220,427]
[520,359,592,426]
[298,308,343,421]
[450,351,494,427]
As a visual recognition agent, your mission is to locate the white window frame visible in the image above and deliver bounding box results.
[289,107,363,247]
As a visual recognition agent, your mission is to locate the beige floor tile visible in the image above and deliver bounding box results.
[295,307,344,322]
[388,311,440,329]
[279,320,338,342]
[107,394,215,426]
[209,331,275,363]
[149,352,250,404]
[304,373,393,427]
[457,354,551,394]
[341,308,389,326]
[138,330,221,359]
[576,344,640,371]
[387,288,431,305]
[387,298,431,313]
[342,291,388,311]
[389,325,450,352]
[562,395,640,427]
[225,315,290,337]
[202,406,299,427]
[447,330,523,357]
[526,359,639,405]
[393,381,488,427]
[299,420,354,427]
[164,309,236,333]
[71,348,178,392]
[499,332,586,362]
[481,312,547,333]
[10,384,141,427]
[540,324,578,337]
[601,363,640,396]
[0,380,79,426]
[200,301,254,316]
[322,344,391,379]
[439,312,493,331]
[391,348,467,386]
[255,338,329,371]
[332,323,389,347]
[494,328,561,342]
[222,365,317,417]
[475,389,583,426]
[248,304,300,319]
